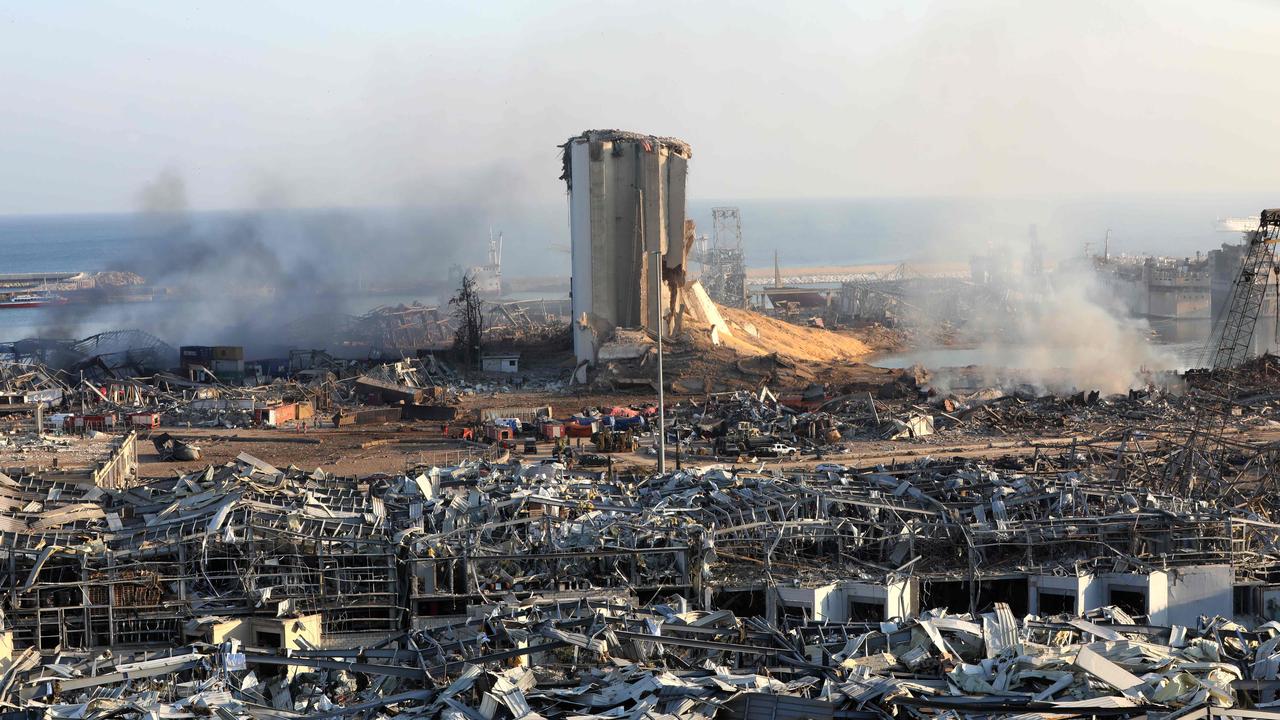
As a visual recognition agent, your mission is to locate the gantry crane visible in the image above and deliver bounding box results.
[1210,209,1280,371]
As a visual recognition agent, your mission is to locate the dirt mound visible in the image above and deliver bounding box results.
[586,299,891,396]
[713,306,871,362]
[91,271,146,286]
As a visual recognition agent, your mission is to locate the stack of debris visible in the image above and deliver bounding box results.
[10,590,1280,716]
[0,360,68,413]
[3,390,1280,715]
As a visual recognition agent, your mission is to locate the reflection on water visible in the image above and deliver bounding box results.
[1149,318,1210,344]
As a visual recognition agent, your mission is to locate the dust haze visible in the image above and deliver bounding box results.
[38,167,526,355]
[911,227,1179,394]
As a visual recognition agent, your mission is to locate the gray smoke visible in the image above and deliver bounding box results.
[137,166,189,216]
[37,166,523,356]
[910,227,1179,394]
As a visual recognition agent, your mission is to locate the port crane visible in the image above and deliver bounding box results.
[1209,209,1280,370]
[1152,210,1280,503]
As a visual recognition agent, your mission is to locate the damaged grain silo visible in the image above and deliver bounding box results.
[561,130,694,367]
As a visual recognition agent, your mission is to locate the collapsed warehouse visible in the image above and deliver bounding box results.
[0,342,461,435]
[6,407,1280,717]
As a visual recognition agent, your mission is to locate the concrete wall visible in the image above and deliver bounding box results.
[885,579,919,620]
[1094,571,1170,623]
[91,431,139,490]
[1164,565,1232,626]
[1029,573,1097,616]
[1261,586,1280,621]
[211,614,322,679]
[481,356,520,373]
[685,280,732,344]
[1029,568,1230,626]
[770,579,918,623]
[569,141,594,364]
[211,614,322,652]
[772,585,824,622]
[838,579,918,621]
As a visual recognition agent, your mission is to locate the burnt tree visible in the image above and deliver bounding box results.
[450,272,485,369]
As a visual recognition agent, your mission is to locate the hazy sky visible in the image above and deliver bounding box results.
[2,0,1278,215]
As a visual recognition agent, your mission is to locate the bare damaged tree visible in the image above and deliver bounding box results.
[450,272,485,369]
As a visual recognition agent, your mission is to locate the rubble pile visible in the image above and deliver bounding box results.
[0,340,471,435]
[921,386,1192,437]
[631,354,1280,462]
[279,299,569,359]
[10,600,1280,718]
[0,360,69,409]
[2,439,1280,715]
[343,303,454,355]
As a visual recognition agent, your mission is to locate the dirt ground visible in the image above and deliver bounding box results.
[0,426,120,474]
[132,425,481,478]
[11,407,1280,482]
[0,423,481,479]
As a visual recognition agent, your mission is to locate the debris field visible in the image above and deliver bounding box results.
[3,395,1280,719]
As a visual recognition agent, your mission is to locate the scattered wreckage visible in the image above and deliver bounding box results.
[9,599,1280,719]
[1,424,1280,717]
[624,353,1280,462]
[150,431,201,461]
[0,336,472,434]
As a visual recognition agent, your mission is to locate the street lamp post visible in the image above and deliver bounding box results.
[651,249,666,474]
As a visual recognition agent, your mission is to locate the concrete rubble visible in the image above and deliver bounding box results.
[583,350,1280,468]
[0,336,478,437]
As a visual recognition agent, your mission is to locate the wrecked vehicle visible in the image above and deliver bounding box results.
[576,451,612,467]
[151,431,202,461]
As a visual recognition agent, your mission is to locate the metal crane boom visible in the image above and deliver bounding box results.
[1210,209,1280,371]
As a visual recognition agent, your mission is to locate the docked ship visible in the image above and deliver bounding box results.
[0,290,68,309]
[761,251,831,309]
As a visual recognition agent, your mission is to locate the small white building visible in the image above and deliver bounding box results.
[770,578,920,623]
[1027,565,1234,625]
[481,352,521,374]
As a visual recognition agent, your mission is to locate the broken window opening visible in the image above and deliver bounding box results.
[1109,588,1147,619]
[848,599,884,622]
[1037,590,1075,616]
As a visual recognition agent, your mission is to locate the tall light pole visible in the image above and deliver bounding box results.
[651,249,666,473]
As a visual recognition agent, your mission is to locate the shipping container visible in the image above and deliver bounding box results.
[402,403,457,421]
[129,413,160,429]
[539,421,564,439]
[485,424,514,441]
[179,346,214,369]
[68,414,116,431]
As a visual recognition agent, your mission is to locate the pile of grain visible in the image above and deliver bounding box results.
[706,306,871,362]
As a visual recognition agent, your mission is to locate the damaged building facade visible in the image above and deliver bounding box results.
[562,130,694,367]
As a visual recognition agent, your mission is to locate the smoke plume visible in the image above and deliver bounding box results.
[912,227,1179,394]
[35,166,526,357]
